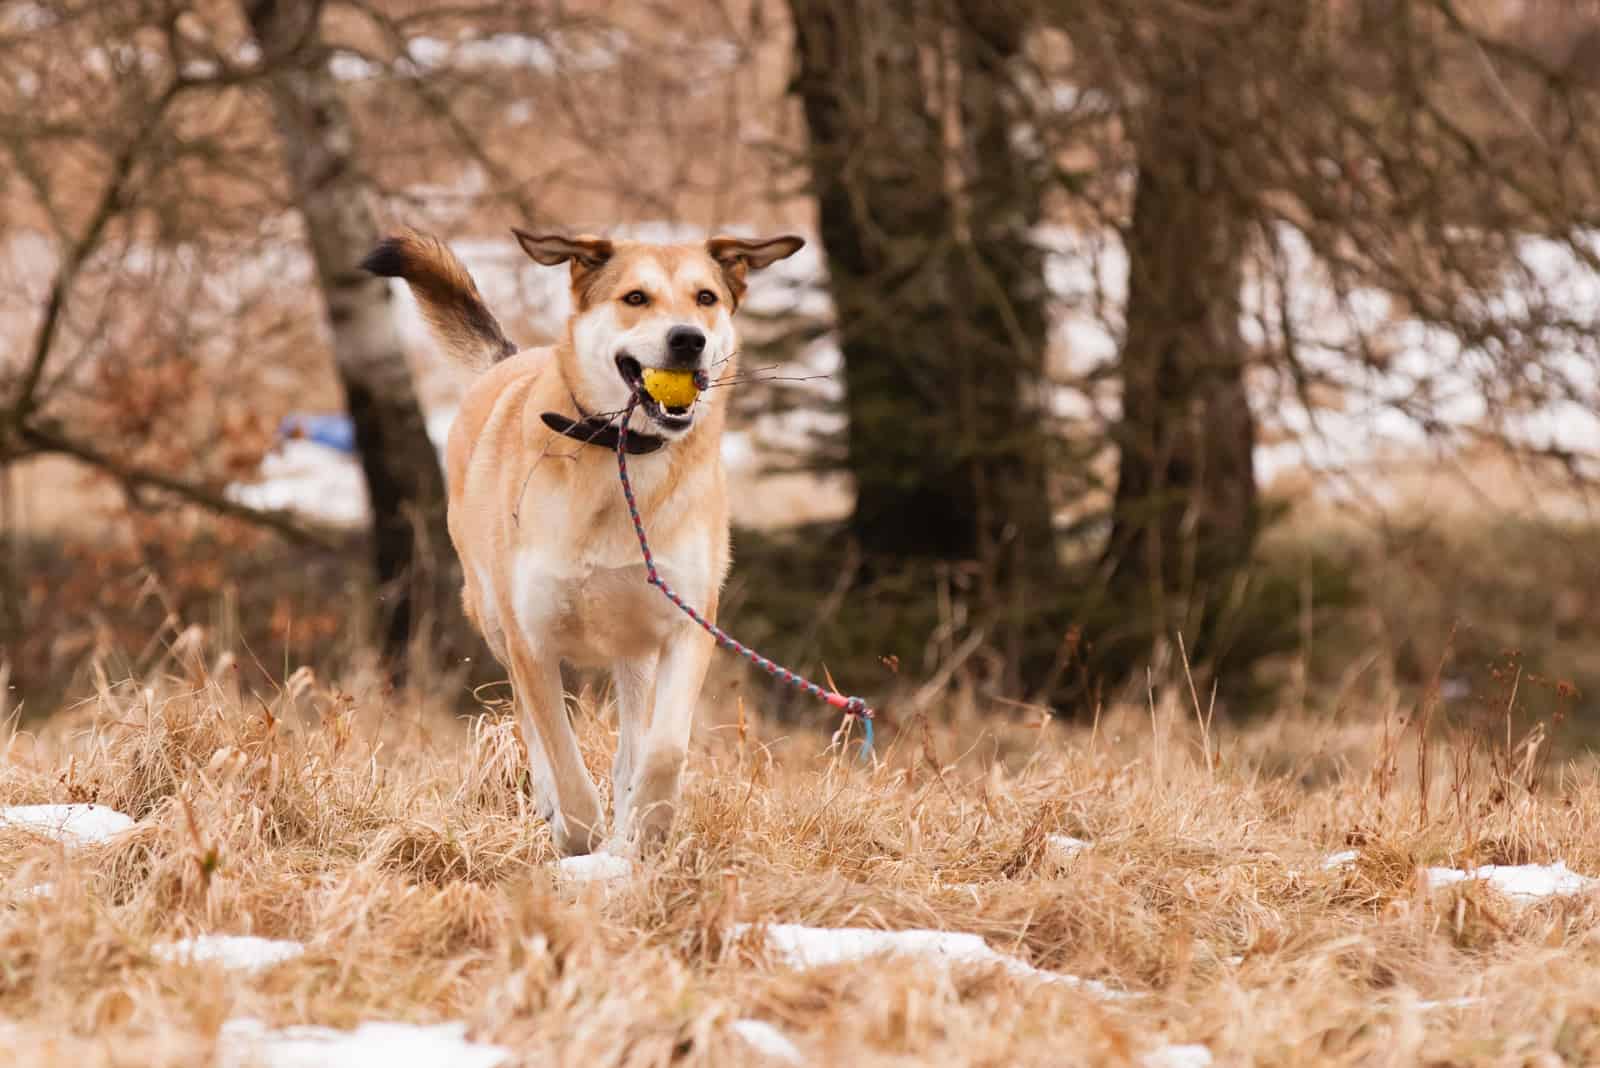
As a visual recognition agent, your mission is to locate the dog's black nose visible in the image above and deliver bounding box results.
[666,326,706,365]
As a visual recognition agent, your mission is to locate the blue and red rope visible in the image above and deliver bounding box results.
[615,393,874,758]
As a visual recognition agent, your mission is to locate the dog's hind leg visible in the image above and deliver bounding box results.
[506,638,604,856]
[627,623,716,852]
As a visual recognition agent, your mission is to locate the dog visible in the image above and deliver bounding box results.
[363,227,804,854]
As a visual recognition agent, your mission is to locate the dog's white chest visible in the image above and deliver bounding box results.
[508,488,718,665]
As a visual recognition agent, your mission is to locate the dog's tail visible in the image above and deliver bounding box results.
[361,228,516,369]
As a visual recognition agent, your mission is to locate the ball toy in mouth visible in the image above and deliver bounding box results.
[640,368,700,409]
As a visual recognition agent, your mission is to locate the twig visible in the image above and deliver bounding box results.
[11,80,184,428]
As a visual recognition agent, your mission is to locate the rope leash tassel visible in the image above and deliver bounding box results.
[615,394,875,759]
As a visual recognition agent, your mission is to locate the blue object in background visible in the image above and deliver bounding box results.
[279,412,357,455]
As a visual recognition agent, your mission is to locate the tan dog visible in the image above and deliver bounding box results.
[364,228,803,854]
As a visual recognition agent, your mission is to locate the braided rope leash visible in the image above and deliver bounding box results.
[615,393,875,759]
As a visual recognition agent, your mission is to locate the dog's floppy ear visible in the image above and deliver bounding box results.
[706,234,805,307]
[513,229,615,271]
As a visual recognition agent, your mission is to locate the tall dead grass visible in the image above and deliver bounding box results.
[3,643,1600,1066]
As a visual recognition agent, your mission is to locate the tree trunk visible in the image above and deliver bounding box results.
[1100,71,1259,681]
[243,0,457,664]
[786,0,1059,687]
[951,2,1059,675]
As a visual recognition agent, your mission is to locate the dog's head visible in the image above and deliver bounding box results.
[514,230,804,438]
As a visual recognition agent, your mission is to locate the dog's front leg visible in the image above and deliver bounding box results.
[625,624,715,852]
[507,638,604,856]
[609,653,658,847]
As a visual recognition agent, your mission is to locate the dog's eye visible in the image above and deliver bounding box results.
[696,289,718,307]
[622,290,648,307]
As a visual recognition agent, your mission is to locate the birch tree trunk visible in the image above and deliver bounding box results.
[243,0,456,663]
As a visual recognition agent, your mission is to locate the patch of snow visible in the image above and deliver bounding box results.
[152,935,305,973]
[219,1018,511,1068]
[1322,850,1359,870]
[1044,834,1090,867]
[332,30,627,82]
[555,853,632,884]
[730,1019,803,1065]
[227,440,370,531]
[4,883,54,907]
[1047,83,1114,117]
[228,404,460,529]
[1143,1044,1213,1068]
[721,429,757,471]
[0,804,134,844]
[732,923,1127,998]
[407,33,556,72]
[329,52,380,82]
[426,407,457,452]
[4,3,56,32]
[406,29,628,76]
[1035,221,1600,503]
[1424,861,1598,903]
[1417,996,1481,1011]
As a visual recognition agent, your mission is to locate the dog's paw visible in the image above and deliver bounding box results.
[550,815,606,858]
[625,755,684,852]
[627,798,678,856]
[546,790,606,857]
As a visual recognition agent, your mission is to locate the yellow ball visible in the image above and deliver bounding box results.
[641,368,700,409]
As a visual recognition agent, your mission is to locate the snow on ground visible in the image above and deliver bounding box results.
[1142,1044,1214,1068]
[1423,861,1598,904]
[1040,223,1600,498]
[731,923,1126,998]
[1044,834,1090,869]
[328,28,629,83]
[218,1019,511,1068]
[1418,996,1482,1011]
[0,804,134,844]
[151,935,305,973]
[1317,853,1597,904]
[227,439,371,531]
[554,853,632,885]
[730,1019,804,1065]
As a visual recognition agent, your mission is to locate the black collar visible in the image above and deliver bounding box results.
[540,399,665,455]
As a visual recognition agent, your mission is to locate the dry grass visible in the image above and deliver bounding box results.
[4,646,1600,1066]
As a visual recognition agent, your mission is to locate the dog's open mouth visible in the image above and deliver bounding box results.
[616,355,700,431]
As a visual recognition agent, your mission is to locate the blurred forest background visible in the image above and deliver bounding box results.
[1,0,1598,738]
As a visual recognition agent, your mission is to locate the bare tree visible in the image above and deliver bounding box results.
[1073,3,1284,682]
[1031,0,1600,695]
[786,0,1060,690]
